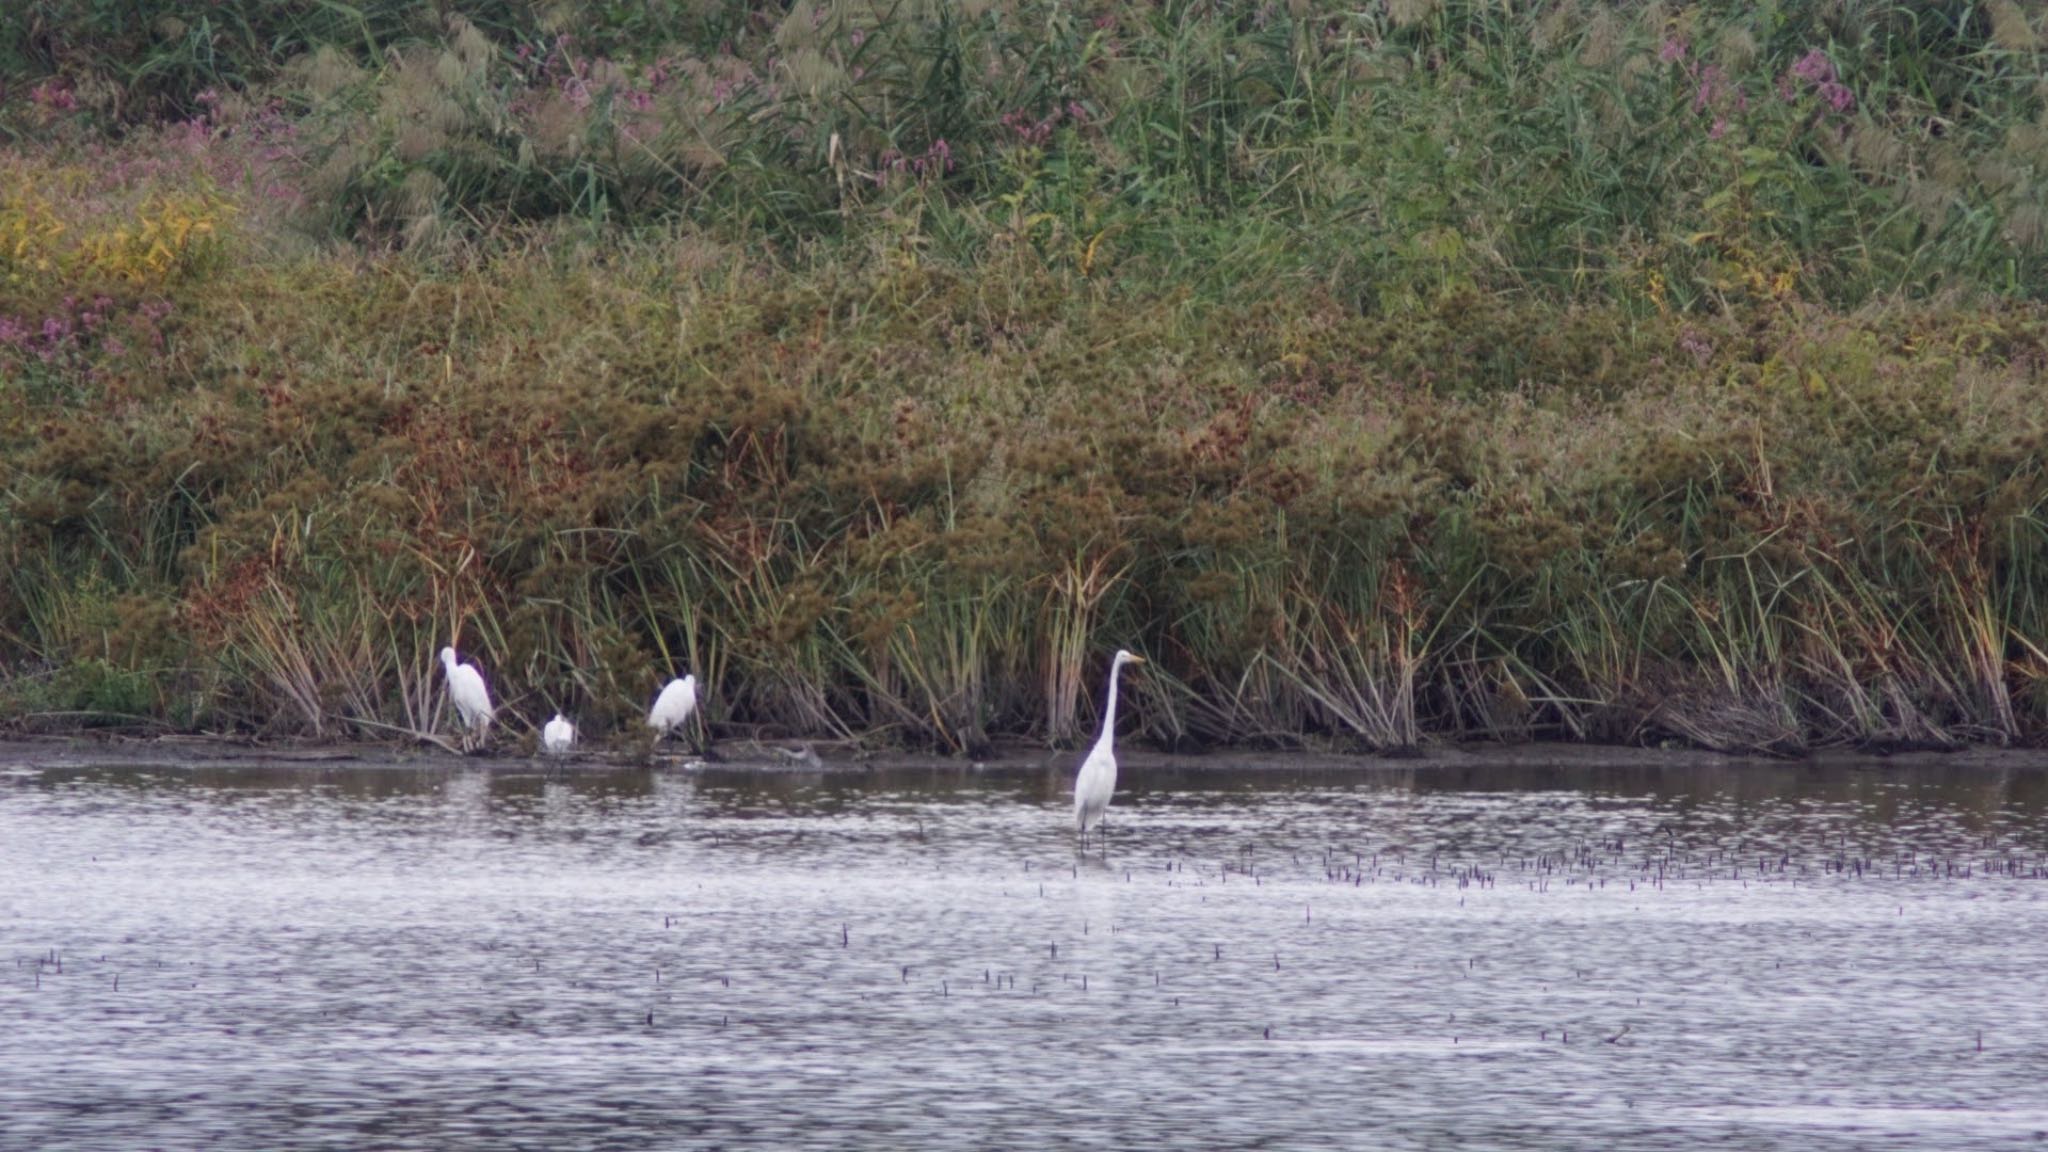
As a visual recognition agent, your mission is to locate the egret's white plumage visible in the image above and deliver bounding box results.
[542,712,575,755]
[438,646,493,752]
[1074,649,1145,846]
[648,675,699,739]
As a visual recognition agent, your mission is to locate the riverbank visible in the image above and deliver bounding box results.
[5,733,2042,779]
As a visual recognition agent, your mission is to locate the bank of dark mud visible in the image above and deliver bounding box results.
[4,733,2042,781]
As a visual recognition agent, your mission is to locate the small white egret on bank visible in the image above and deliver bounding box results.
[648,674,699,740]
[1074,649,1145,849]
[542,712,575,756]
[438,646,493,752]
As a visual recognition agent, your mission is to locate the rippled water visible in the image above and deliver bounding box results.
[5,754,2048,1150]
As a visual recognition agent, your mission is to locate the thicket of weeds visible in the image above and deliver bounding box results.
[12,0,2045,302]
[2,1,2045,751]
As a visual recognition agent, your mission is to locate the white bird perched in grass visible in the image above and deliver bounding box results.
[438,646,493,752]
[1074,649,1145,849]
[648,674,699,744]
[542,712,575,756]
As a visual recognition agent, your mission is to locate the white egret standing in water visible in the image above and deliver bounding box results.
[438,646,493,752]
[542,712,575,755]
[648,674,700,746]
[1074,649,1146,849]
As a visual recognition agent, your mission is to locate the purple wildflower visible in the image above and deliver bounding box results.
[1693,65,1723,113]
[1785,49,1854,115]
[29,79,77,111]
[1790,49,1835,85]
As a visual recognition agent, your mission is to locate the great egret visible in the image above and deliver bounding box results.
[542,712,575,755]
[438,646,493,752]
[648,674,699,744]
[1074,649,1146,848]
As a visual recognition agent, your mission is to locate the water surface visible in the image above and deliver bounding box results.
[4,755,2047,1149]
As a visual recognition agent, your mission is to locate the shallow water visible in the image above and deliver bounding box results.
[4,756,2048,1150]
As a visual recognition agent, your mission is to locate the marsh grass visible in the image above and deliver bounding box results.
[2,242,2044,751]
[2,2,2046,750]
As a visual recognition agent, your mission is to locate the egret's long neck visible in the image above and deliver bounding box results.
[1093,661,1124,753]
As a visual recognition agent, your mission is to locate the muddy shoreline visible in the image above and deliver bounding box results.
[3,733,2042,776]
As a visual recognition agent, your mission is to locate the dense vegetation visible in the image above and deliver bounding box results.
[3,1,2045,753]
